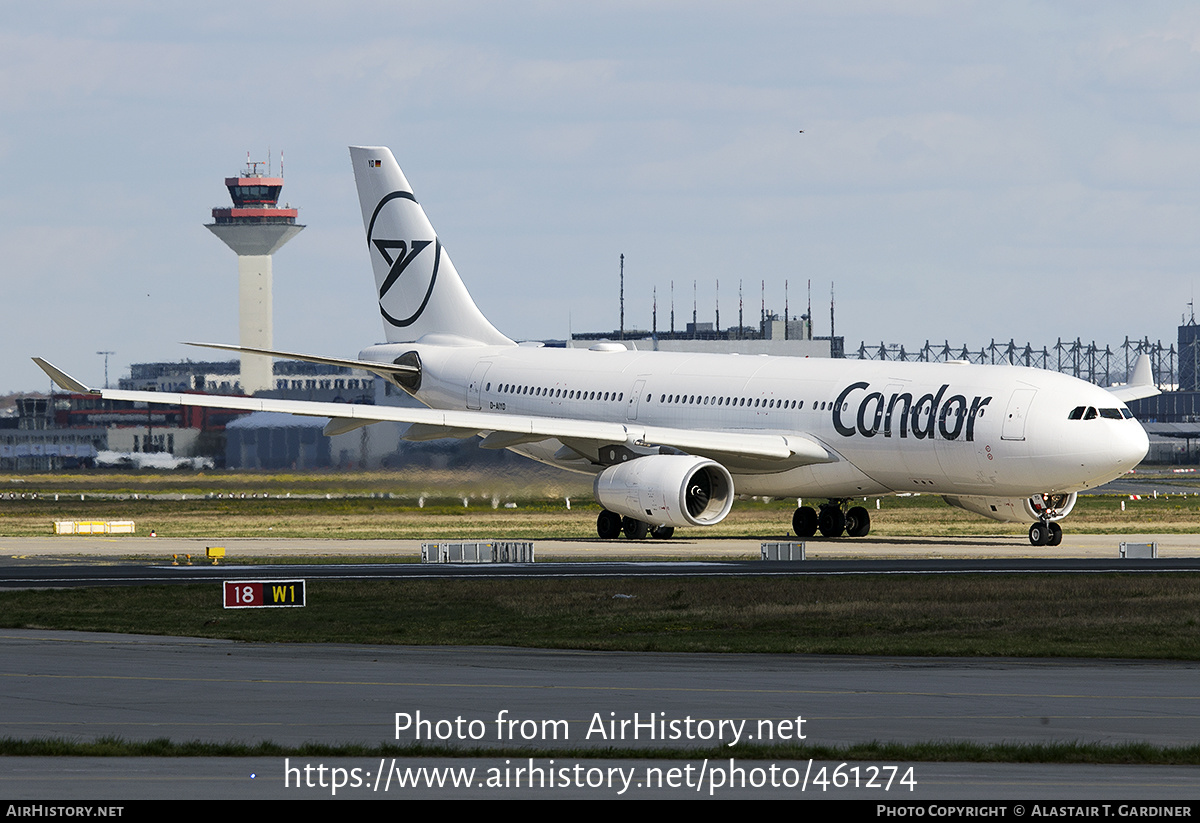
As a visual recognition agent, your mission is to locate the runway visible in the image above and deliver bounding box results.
[4,532,1200,560]
[4,556,1200,588]
[2,533,1198,588]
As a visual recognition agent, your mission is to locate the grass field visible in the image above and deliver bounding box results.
[2,574,1198,658]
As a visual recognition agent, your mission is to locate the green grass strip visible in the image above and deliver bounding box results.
[2,736,1198,765]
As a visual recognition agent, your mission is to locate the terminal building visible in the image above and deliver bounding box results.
[0,397,106,472]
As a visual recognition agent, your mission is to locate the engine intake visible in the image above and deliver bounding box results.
[593,455,734,528]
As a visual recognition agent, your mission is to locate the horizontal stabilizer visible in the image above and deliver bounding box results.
[185,342,417,377]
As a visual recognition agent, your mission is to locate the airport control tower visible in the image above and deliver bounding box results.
[206,155,304,394]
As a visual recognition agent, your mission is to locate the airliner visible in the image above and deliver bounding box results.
[34,146,1159,546]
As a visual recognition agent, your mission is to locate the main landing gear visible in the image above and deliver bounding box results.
[596,509,675,540]
[1028,520,1063,546]
[792,500,871,539]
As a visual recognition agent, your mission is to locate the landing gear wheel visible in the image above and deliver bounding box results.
[818,506,846,538]
[1047,522,1063,546]
[596,509,622,540]
[792,506,818,537]
[845,506,871,537]
[621,516,649,540]
[1029,522,1050,546]
[650,525,675,539]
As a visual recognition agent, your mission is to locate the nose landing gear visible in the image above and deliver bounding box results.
[1029,520,1063,546]
[1027,493,1070,546]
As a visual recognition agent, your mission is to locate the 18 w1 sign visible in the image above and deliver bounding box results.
[223,579,306,609]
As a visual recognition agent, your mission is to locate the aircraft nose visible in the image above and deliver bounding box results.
[1051,408,1149,489]
[1117,420,1151,468]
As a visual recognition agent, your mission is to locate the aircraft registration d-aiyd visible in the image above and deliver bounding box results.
[35,146,1160,546]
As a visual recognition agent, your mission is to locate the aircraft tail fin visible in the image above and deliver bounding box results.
[1108,353,1160,402]
[349,146,513,347]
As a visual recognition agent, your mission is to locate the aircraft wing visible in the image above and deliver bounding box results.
[32,358,834,469]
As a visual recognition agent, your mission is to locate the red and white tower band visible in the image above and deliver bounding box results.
[205,155,304,394]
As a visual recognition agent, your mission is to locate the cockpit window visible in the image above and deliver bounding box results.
[1069,405,1132,421]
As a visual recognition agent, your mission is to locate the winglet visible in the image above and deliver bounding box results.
[31,358,96,394]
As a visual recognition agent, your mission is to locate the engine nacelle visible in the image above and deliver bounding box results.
[593,455,734,528]
[942,492,1077,523]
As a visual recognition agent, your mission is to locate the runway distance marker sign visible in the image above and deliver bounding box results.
[223,579,306,609]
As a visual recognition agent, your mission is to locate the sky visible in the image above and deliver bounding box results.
[3,1,1198,391]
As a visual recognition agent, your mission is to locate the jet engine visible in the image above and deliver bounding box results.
[593,455,734,528]
[941,492,1077,523]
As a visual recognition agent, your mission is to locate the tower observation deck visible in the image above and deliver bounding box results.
[205,156,304,393]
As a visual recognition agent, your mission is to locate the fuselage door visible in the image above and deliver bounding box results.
[626,378,648,421]
[466,361,493,410]
[1000,388,1036,441]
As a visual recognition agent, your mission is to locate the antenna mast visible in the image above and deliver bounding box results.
[619,254,624,341]
[715,279,720,333]
[830,282,835,338]
[96,351,114,389]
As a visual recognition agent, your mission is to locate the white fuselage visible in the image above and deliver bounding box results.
[362,342,1149,500]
